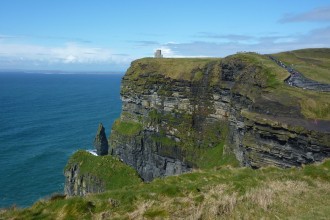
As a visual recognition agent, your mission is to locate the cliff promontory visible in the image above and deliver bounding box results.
[64,150,141,196]
[110,51,330,181]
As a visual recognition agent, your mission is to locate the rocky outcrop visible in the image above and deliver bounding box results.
[230,110,330,168]
[64,164,105,196]
[93,123,108,156]
[110,128,192,181]
[64,150,141,196]
[109,54,330,181]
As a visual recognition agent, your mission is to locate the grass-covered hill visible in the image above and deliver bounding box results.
[271,48,330,84]
[268,48,330,120]
[2,155,330,219]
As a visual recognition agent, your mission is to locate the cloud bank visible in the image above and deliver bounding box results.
[159,26,330,57]
[279,6,330,23]
[0,41,132,71]
[0,42,129,63]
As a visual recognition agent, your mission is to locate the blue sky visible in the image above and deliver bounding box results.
[0,0,329,71]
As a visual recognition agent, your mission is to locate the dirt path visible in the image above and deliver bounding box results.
[268,56,330,92]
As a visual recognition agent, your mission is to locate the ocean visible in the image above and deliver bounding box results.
[0,73,123,208]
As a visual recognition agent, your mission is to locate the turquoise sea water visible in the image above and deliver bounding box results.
[0,73,123,208]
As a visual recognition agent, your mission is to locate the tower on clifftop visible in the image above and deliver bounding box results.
[154,49,163,58]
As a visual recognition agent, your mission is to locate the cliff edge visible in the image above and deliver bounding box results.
[64,150,141,196]
[110,51,330,181]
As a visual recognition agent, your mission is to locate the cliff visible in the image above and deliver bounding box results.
[110,52,330,181]
[64,150,141,196]
[3,49,330,219]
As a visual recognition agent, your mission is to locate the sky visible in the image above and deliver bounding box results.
[0,0,330,72]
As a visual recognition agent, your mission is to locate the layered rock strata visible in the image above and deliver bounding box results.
[110,54,330,181]
[64,164,105,196]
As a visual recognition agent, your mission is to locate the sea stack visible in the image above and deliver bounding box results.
[93,123,109,156]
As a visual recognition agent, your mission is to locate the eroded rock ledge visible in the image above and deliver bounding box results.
[64,164,105,196]
[64,150,141,196]
[109,54,330,181]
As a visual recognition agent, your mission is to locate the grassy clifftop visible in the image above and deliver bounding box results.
[124,50,330,120]
[124,53,289,87]
[125,57,220,81]
[126,48,329,85]
[2,160,330,219]
[222,51,330,120]
[65,150,142,191]
[272,48,330,84]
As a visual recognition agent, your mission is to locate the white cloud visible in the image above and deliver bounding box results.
[279,6,330,23]
[156,46,176,57]
[0,42,131,65]
[63,55,77,63]
[160,26,330,57]
[195,32,254,42]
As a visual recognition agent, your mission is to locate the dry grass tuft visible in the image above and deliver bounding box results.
[124,180,312,219]
[245,187,274,210]
[128,200,154,220]
[192,185,238,219]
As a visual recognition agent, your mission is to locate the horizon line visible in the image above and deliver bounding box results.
[0,69,126,75]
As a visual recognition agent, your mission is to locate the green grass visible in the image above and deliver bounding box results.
[233,50,330,120]
[3,159,330,219]
[195,142,239,169]
[229,52,290,88]
[193,71,204,82]
[143,208,168,218]
[65,150,142,190]
[193,122,239,169]
[151,135,176,147]
[271,48,330,84]
[126,57,220,81]
[271,84,330,120]
[111,119,143,136]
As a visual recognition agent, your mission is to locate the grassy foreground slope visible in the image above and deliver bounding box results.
[271,48,330,84]
[2,159,330,219]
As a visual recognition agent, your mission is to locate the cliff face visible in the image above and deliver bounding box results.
[64,163,105,196]
[110,54,330,181]
[64,150,141,196]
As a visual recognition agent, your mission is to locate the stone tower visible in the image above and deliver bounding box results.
[154,49,163,58]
